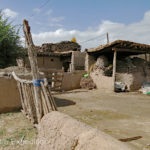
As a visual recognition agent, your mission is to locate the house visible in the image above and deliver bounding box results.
[20,41,86,91]
[85,40,150,91]
[24,41,85,72]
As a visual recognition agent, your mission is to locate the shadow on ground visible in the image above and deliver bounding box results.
[54,97,76,107]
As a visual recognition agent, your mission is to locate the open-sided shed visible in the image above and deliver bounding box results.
[86,40,150,91]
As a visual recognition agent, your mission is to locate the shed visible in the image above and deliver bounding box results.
[86,40,150,91]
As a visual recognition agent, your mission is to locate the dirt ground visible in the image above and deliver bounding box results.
[0,112,37,150]
[54,89,150,150]
[1,89,150,150]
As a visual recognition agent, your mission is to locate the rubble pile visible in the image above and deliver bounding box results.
[80,76,96,90]
[38,41,81,53]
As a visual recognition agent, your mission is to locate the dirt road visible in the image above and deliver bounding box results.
[54,89,150,150]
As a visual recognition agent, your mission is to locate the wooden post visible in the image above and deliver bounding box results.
[107,33,109,43]
[23,20,42,123]
[145,53,147,62]
[112,50,117,92]
[71,51,75,72]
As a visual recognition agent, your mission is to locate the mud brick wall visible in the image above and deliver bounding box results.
[36,111,131,150]
[0,77,21,113]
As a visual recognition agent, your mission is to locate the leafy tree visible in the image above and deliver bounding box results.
[0,11,25,68]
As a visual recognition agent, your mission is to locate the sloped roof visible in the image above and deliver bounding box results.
[87,40,150,54]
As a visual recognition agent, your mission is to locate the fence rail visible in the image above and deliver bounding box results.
[45,72,64,91]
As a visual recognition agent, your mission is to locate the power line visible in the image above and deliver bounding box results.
[39,0,51,9]
[79,33,107,44]
[29,0,51,18]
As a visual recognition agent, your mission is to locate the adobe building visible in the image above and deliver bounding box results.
[85,40,150,92]
[24,41,85,72]
[17,41,86,91]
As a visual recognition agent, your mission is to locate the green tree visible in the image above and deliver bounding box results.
[0,11,24,68]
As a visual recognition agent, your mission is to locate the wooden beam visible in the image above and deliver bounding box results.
[23,19,42,123]
[112,47,146,53]
[112,50,117,92]
[145,53,147,62]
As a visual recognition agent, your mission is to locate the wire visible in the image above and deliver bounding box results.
[79,33,107,44]
[29,0,51,18]
[39,0,51,9]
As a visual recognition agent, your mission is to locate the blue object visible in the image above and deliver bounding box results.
[33,79,44,87]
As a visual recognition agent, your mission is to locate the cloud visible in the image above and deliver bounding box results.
[3,8,18,18]
[30,10,150,50]
[34,9,64,27]
[46,16,64,27]
[48,23,63,27]
[51,16,65,22]
[33,8,41,14]
[45,9,53,16]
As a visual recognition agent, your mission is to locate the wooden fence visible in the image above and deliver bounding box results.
[44,71,64,91]
[12,71,57,124]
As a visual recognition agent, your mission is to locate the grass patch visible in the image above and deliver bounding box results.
[0,112,37,150]
[0,128,6,136]
[0,127,37,147]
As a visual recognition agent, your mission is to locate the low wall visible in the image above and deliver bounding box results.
[0,77,21,113]
[91,71,113,91]
[61,71,86,90]
[36,112,132,150]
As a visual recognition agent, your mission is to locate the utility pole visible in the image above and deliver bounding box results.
[107,32,109,44]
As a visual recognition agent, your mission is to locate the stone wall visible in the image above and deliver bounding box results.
[116,71,150,91]
[116,57,150,91]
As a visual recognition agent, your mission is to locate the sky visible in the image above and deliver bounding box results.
[1,0,150,50]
